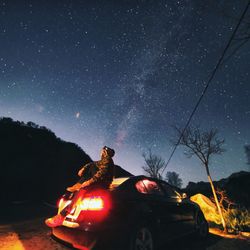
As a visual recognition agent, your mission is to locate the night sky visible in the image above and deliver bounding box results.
[1,0,249,186]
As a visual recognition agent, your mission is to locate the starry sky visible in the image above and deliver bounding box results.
[1,0,250,186]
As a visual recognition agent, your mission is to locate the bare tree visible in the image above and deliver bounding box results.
[165,171,183,188]
[211,188,236,212]
[175,126,227,231]
[142,149,165,179]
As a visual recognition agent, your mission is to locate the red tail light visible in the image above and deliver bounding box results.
[80,196,104,211]
[77,189,111,222]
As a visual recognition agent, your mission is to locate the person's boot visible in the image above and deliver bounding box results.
[67,183,82,192]
[45,214,65,227]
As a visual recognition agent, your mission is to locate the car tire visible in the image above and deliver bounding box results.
[129,225,154,250]
[196,212,209,238]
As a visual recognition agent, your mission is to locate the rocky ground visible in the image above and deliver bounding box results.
[0,217,68,250]
[0,217,249,250]
[0,203,249,250]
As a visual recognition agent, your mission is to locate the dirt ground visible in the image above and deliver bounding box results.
[0,217,68,250]
[0,217,249,250]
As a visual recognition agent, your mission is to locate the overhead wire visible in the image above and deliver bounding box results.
[161,1,250,176]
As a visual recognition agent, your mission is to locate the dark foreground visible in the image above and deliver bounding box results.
[0,204,249,250]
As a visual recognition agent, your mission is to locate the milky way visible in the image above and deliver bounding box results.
[0,0,249,185]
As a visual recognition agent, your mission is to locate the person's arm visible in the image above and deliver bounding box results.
[78,163,91,177]
[81,164,109,188]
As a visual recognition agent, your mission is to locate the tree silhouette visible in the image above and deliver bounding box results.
[27,121,39,128]
[142,149,165,179]
[0,117,133,204]
[0,117,92,202]
[165,171,183,188]
[174,126,227,231]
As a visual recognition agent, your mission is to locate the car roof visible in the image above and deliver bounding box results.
[110,175,158,187]
[111,175,182,191]
[110,175,144,190]
[111,177,130,186]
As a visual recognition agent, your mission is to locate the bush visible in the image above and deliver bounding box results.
[224,208,250,233]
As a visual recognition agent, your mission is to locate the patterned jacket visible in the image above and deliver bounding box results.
[78,157,114,189]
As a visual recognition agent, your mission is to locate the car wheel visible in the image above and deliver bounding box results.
[196,213,209,238]
[130,226,154,250]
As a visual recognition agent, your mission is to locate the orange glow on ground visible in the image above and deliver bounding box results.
[0,226,25,250]
[209,228,250,240]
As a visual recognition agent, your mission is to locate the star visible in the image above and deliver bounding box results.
[0,0,249,186]
[75,112,80,119]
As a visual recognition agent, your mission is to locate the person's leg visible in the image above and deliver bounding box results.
[66,164,95,192]
[59,189,85,216]
[45,189,86,227]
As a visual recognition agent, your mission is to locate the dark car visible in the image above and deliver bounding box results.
[51,175,208,250]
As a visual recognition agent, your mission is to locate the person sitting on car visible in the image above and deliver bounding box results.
[45,146,115,228]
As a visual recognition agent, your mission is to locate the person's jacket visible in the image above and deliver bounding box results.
[78,156,114,189]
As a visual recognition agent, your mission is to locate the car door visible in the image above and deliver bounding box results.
[159,181,186,237]
[161,182,195,234]
[135,179,180,240]
[176,196,196,233]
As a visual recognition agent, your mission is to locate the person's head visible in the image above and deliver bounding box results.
[101,146,115,158]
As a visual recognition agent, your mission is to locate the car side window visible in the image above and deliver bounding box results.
[160,182,179,199]
[135,179,164,196]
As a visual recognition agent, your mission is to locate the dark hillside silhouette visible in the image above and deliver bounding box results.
[185,171,250,208]
[0,117,132,203]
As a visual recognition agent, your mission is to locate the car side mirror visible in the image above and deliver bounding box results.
[182,193,187,199]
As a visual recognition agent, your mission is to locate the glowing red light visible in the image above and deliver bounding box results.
[76,189,111,222]
[80,196,104,211]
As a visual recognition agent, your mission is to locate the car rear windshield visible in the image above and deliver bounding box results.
[109,177,129,190]
[135,179,164,195]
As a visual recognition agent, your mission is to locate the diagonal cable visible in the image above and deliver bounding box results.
[161,1,250,176]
